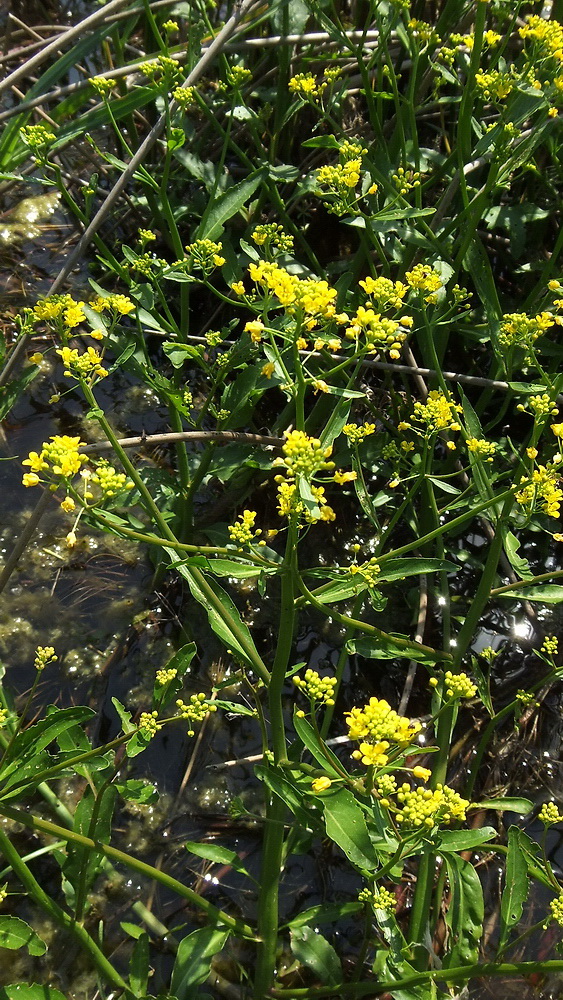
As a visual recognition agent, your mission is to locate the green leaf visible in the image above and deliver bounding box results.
[111,697,135,734]
[293,713,347,778]
[496,586,563,604]
[0,916,46,956]
[256,763,319,830]
[443,854,483,967]
[309,577,368,605]
[185,842,254,881]
[198,169,267,241]
[153,642,197,710]
[320,398,352,449]
[62,785,117,904]
[170,927,229,1000]
[0,706,95,773]
[346,636,446,665]
[436,827,496,852]
[501,529,533,581]
[290,925,342,985]
[302,135,340,149]
[0,987,68,1000]
[130,930,150,996]
[499,826,530,951]
[378,558,458,583]
[115,780,159,804]
[463,236,502,323]
[473,797,533,814]
[321,788,379,870]
[286,902,362,930]
[167,552,262,671]
[0,367,38,421]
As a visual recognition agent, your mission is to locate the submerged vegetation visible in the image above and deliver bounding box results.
[3,0,563,996]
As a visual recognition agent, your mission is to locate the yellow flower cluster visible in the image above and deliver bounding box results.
[405,264,443,303]
[316,140,368,215]
[252,223,294,253]
[406,390,463,434]
[392,165,421,196]
[344,306,408,358]
[226,66,252,87]
[443,670,477,700]
[294,668,337,705]
[140,55,181,80]
[358,886,396,911]
[21,124,56,148]
[289,73,325,99]
[176,694,217,736]
[228,509,260,546]
[376,773,397,797]
[516,465,563,518]
[343,422,376,444]
[475,70,514,101]
[173,86,196,107]
[91,464,134,498]
[89,76,116,98]
[185,239,226,272]
[520,15,563,63]
[57,346,108,380]
[248,260,338,326]
[276,480,336,522]
[498,311,554,357]
[345,697,421,744]
[155,667,177,685]
[22,435,87,486]
[542,636,559,655]
[529,393,559,418]
[550,895,563,927]
[359,276,407,310]
[139,711,161,738]
[277,430,334,480]
[34,294,85,327]
[349,557,380,588]
[395,783,469,827]
[91,294,135,316]
[466,437,496,461]
[539,802,563,826]
[34,646,57,671]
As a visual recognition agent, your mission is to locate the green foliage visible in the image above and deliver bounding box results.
[2,0,563,996]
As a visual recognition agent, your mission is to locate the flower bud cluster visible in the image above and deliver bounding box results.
[34,646,57,671]
[139,711,161,738]
[294,669,337,705]
[91,463,134,498]
[542,636,559,656]
[359,886,396,911]
[228,510,260,547]
[176,694,217,736]
[395,783,468,827]
[343,422,376,444]
[185,239,226,272]
[346,697,421,744]
[539,802,563,826]
[443,670,477,700]
[156,667,177,685]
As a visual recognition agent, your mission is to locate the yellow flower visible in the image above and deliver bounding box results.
[60,496,76,512]
[352,741,390,767]
[29,352,43,364]
[262,362,275,378]
[312,776,332,793]
[412,766,432,782]
[65,530,78,548]
[22,472,40,487]
[231,281,246,295]
[334,470,357,484]
[244,319,264,343]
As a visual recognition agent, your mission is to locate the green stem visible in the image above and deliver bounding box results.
[254,524,297,999]
[0,803,257,939]
[0,827,132,995]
